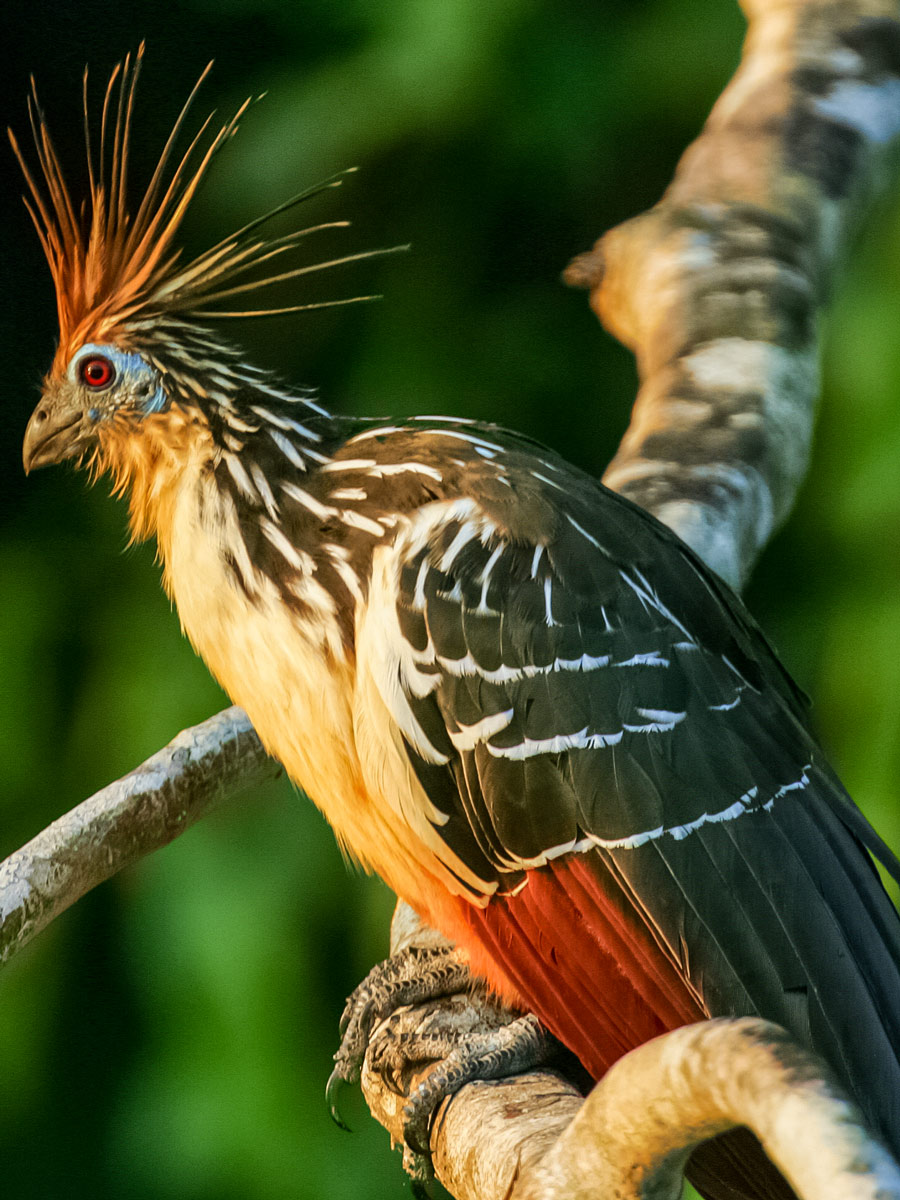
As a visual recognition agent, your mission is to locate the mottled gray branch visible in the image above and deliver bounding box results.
[514,1020,900,1200]
[569,0,900,587]
[0,707,278,963]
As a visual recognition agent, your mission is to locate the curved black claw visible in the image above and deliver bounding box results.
[325,1068,353,1132]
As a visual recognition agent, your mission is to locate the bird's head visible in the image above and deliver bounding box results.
[23,341,169,474]
[13,45,399,487]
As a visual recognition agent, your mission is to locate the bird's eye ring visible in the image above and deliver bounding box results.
[80,355,116,390]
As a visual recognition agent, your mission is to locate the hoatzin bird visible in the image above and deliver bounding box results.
[14,50,900,1200]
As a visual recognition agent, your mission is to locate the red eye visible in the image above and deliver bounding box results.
[80,355,115,390]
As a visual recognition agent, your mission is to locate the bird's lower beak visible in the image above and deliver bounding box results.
[22,403,86,473]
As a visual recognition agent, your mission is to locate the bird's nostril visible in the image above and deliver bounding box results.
[34,407,49,424]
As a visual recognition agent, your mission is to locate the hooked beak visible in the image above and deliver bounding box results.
[22,403,87,474]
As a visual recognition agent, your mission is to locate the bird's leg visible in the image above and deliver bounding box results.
[328,944,558,1179]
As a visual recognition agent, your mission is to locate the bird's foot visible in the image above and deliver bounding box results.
[327,945,473,1113]
[327,944,556,1185]
[377,1009,554,1156]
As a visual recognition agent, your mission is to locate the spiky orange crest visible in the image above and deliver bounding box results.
[9,44,397,376]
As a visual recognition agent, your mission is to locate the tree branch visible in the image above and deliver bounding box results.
[571,0,900,586]
[0,707,279,963]
[2,0,900,1197]
[514,1020,900,1200]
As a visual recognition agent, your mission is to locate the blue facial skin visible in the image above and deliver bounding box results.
[68,343,168,420]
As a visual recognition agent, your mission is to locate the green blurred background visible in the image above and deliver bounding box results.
[1,1,899,1196]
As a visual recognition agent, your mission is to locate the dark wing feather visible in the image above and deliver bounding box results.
[385,450,900,1163]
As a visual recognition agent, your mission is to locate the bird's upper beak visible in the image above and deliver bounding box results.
[22,401,87,474]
